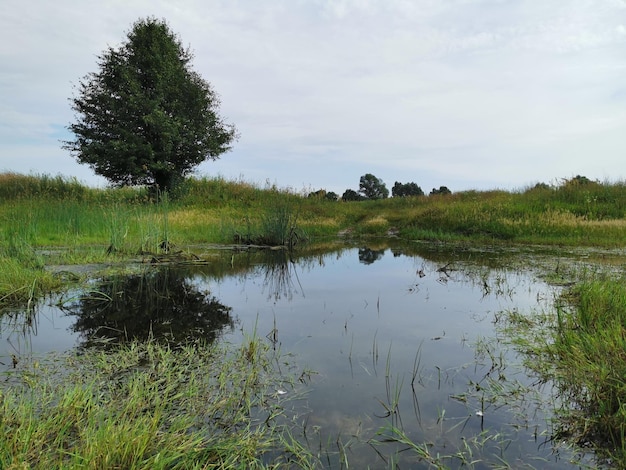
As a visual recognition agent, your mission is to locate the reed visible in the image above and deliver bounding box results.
[0,172,88,200]
[258,202,307,248]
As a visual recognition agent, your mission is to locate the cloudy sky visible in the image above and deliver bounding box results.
[1,0,625,195]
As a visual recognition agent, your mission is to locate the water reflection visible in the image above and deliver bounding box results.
[358,247,385,264]
[60,267,234,348]
[259,250,304,301]
[0,241,598,467]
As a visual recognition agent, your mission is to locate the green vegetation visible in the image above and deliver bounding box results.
[550,277,626,463]
[358,173,389,199]
[3,172,626,466]
[391,180,424,197]
[1,172,626,308]
[498,268,626,467]
[64,17,237,194]
[0,336,316,469]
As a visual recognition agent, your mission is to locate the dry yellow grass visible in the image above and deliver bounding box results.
[168,209,222,228]
[299,217,340,228]
[503,211,626,228]
[364,215,389,227]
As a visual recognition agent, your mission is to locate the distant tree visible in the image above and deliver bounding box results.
[359,173,389,199]
[63,17,238,195]
[308,189,338,201]
[526,182,552,193]
[392,181,424,197]
[341,189,363,201]
[563,175,596,186]
[308,189,327,199]
[430,186,452,196]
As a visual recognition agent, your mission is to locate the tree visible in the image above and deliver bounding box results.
[430,186,452,196]
[563,175,596,187]
[307,189,337,201]
[341,189,363,201]
[63,17,237,194]
[307,189,327,199]
[359,173,389,199]
[392,181,424,197]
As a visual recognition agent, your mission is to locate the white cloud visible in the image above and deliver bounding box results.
[1,0,625,194]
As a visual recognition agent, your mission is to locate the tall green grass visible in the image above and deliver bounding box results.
[2,172,626,308]
[0,172,88,200]
[500,268,626,466]
[0,337,317,469]
[548,276,626,463]
[4,172,623,250]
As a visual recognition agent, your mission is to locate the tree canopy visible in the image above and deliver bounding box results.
[64,17,237,194]
[430,186,452,196]
[341,189,363,201]
[392,181,424,197]
[359,173,389,199]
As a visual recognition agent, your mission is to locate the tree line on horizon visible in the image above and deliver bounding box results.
[308,173,451,202]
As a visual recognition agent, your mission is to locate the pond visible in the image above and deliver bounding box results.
[0,241,597,468]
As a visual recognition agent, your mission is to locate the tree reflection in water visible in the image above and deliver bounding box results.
[61,267,234,348]
[358,247,385,265]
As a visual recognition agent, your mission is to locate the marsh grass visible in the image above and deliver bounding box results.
[366,341,521,468]
[0,336,317,469]
[547,277,626,464]
[496,268,626,467]
[0,172,88,200]
[4,173,626,256]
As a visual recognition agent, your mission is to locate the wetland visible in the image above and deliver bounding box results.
[1,240,615,468]
[3,173,626,468]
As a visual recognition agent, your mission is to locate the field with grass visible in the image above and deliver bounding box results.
[2,172,626,307]
[2,172,626,467]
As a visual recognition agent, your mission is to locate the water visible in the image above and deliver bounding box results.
[0,243,590,467]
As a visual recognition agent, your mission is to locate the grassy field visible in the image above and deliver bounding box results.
[2,172,625,307]
[2,172,626,467]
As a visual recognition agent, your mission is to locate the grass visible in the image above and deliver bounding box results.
[547,276,626,464]
[1,172,625,331]
[3,173,626,253]
[496,265,626,467]
[0,336,317,469]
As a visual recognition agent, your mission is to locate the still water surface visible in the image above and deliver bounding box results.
[1,243,590,468]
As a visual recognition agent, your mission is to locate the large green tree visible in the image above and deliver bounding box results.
[359,173,389,199]
[64,17,237,194]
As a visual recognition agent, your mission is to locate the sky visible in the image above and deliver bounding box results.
[1,0,625,195]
